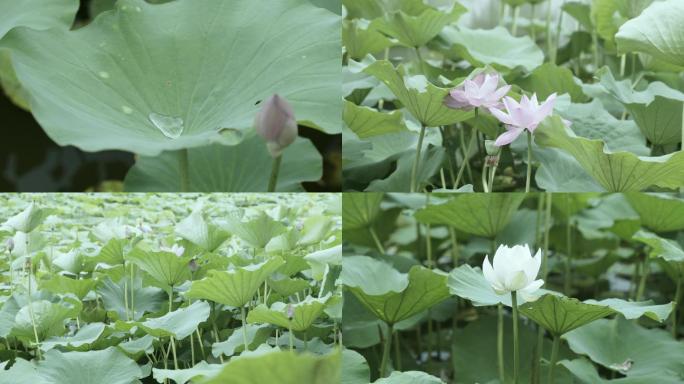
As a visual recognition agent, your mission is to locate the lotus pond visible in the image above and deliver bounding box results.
[341,192,684,383]
[342,0,684,192]
[0,193,342,383]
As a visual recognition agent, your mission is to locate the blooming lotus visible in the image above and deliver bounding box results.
[444,72,511,110]
[254,94,298,158]
[482,244,544,297]
[490,93,557,146]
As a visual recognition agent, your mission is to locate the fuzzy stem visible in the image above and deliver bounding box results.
[369,226,386,254]
[497,304,505,383]
[410,124,427,192]
[241,306,249,351]
[525,130,533,192]
[455,128,476,188]
[512,291,520,384]
[636,256,650,301]
[268,155,283,192]
[179,149,190,192]
[170,336,179,370]
[548,334,560,384]
[379,323,394,377]
[674,275,682,338]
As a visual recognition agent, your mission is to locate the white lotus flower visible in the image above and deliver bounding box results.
[482,244,543,296]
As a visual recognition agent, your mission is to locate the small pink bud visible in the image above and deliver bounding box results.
[286,304,295,319]
[254,94,298,158]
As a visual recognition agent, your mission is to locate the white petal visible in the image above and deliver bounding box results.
[521,279,544,295]
[524,248,542,281]
[505,270,529,292]
[482,256,498,287]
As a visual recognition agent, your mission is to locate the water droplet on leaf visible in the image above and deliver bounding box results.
[98,71,110,79]
[122,106,133,114]
[215,128,243,145]
[149,112,184,139]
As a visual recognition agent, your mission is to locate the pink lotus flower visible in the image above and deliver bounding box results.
[444,73,511,110]
[490,93,557,146]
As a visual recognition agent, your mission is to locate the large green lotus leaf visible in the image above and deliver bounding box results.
[616,0,684,67]
[366,146,445,192]
[224,213,287,249]
[563,1,594,30]
[247,295,330,331]
[373,371,444,384]
[535,116,684,191]
[304,244,342,281]
[126,247,191,291]
[534,147,605,192]
[584,298,673,322]
[185,257,285,307]
[520,294,615,335]
[626,193,684,232]
[371,2,467,47]
[153,361,223,384]
[453,314,575,383]
[41,322,106,352]
[11,299,81,342]
[203,350,341,384]
[37,347,144,384]
[560,357,684,384]
[556,100,649,156]
[415,193,525,238]
[363,60,474,127]
[564,317,684,379]
[0,295,21,338]
[340,256,450,324]
[342,193,384,230]
[174,210,230,252]
[97,276,165,321]
[0,358,40,383]
[447,264,544,307]
[518,63,588,103]
[344,101,408,138]
[597,68,684,146]
[0,0,78,109]
[0,0,341,156]
[297,215,334,246]
[632,230,684,263]
[124,136,323,192]
[341,349,370,384]
[116,300,210,340]
[438,26,544,71]
[211,324,272,357]
[343,19,392,60]
[3,203,53,233]
[40,274,96,300]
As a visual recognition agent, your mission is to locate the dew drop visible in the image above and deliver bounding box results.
[216,128,243,145]
[122,106,133,115]
[98,71,110,79]
[149,112,184,139]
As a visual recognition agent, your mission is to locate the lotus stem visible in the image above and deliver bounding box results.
[449,227,459,266]
[488,164,498,192]
[268,155,283,192]
[379,323,394,377]
[179,149,190,192]
[525,130,533,193]
[455,128,476,188]
[636,256,650,301]
[170,336,179,370]
[394,331,402,371]
[410,124,427,192]
[241,306,249,352]
[369,226,385,254]
[545,0,553,59]
[511,6,520,36]
[530,4,536,40]
[497,304,505,382]
[168,286,173,313]
[548,334,560,384]
[288,320,294,351]
[512,291,520,384]
[564,220,573,295]
[673,275,682,338]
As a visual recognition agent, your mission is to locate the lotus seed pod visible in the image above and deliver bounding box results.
[254,94,298,158]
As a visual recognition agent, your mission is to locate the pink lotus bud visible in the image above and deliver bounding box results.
[254,94,298,158]
[286,304,295,319]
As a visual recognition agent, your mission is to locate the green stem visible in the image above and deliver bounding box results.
[512,291,520,384]
[268,155,283,192]
[455,126,477,188]
[564,219,572,295]
[497,304,505,383]
[545,0,553,59]
[170,336,179,370]
[288,320,294,351]
[410,124,427,192]
[674,275,682,338]
[379,323,394,377]
[369,226,386,254]
[530,4,536,40]
[179,149,190,192]
[551,1,566,64]
[449,227,459,266]
[525,130,533,193]
[393,331,402,371]
[636,256,650,301]
[168,286,173,313]
[241,306,249,351]
[511,6,520,36]
[548,334,560,384]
